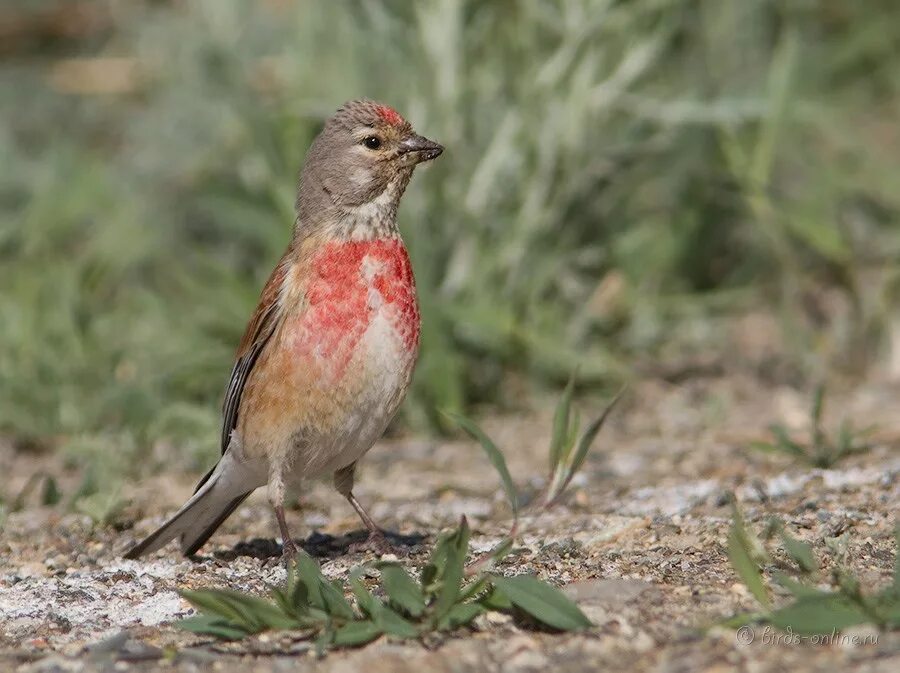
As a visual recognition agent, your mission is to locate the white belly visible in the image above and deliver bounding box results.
[287,306,417,481]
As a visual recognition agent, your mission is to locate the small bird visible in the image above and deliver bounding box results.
[125,100,442,561]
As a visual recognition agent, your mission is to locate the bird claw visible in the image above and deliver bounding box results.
[348,531,398,556]
[280,539,299,567]
[260,539,299,568]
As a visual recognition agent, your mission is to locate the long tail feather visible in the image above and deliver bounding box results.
[124,452,257,559]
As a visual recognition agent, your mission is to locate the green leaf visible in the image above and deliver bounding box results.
[880,598,900,628]
[810,383,825,446]
[431,532,465,621]
[269,567,314,622]
[178,589,255,629]
[332,620,382,646]
[727,518,771,609]
[176,615,251,640]
[218,593,297,630]
[779,530,817,574]
[720,611,766,629]
[349,568,378,617]
[479,585,513,611]
[566,407,581,459]
[370,603,419,638]
[315,627,334,656]
[771,572,824,599]
[834,568,862,598]
[445,412,518,518]
[483,536,515,565]
[380,564,426,617]
[769,424,806,458]
[421,531,452,593]
[319,579,355,621]
[41,475,61,506]
[893,526,900,591]
[439,602,485,630]
[179,589,296,631]
[452,516,472,557]
[490,575,592,631]
[295,554,326,611]
[876,582,900,627]
[550,373,576,470]
[768,594,868,635]
[749,440,780,454]
[288,574,313,616]
[836,420,852,456]
[458,576,490,603]
[269,586,292,617]
[565,387,624,485]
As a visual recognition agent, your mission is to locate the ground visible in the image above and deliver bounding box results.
[1,375,898,672]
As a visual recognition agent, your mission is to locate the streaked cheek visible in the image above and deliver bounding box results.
[349,167,372,187]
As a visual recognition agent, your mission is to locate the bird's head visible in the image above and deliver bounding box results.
[296,100,443,236]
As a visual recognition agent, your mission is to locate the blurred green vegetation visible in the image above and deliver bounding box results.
[1,0,899,478]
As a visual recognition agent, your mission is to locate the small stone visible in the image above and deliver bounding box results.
[563,578,652,607]
[730,582,751,598]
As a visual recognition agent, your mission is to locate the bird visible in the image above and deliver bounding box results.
[124,99,442,561]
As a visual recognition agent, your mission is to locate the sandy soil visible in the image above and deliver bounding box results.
[1,375,898,672]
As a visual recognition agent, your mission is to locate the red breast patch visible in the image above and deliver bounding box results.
[290,240,419,380]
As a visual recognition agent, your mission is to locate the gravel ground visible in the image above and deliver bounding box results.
[1,375,899,672]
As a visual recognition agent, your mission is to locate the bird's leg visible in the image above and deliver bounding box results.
[269,469,298,563]
[333,463,396,555]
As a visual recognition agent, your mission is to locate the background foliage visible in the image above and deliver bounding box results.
[1,0,899,473]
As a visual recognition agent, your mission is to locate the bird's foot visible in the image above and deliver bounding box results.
[348,530,398,556]
[260,539,299,568]
[280,538,300,567]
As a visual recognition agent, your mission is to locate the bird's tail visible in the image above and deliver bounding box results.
[124,451,256,559]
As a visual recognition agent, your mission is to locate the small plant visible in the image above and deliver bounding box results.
[725,496,900,634]
[5,472,62,512]
[750,384,872,468]
[177,378,621,650]
[449,377,623,510]
[445,376,623,571]
[179,518,591,649]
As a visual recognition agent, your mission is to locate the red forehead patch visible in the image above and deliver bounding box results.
[375,104,404,126]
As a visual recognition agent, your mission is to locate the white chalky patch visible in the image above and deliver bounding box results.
[361,254,387,311]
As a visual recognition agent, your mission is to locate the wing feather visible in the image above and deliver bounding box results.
[220,254,291,453]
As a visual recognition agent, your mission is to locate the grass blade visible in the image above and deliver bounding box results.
[562,386,625,491]
[779,529,817,574]
[894,525,900,591]
[769,424,806,458]
[549,373,576,470]
[811,383,825,447]
[768,594,868,635]
[727,503,771,610]
[445,412,518,518]
[771,572,824,599]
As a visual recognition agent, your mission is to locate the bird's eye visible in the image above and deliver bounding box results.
[363,135,382,150]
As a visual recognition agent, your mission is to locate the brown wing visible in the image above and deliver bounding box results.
[220,254,291,453]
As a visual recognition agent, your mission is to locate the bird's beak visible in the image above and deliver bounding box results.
[399,134,444,164]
